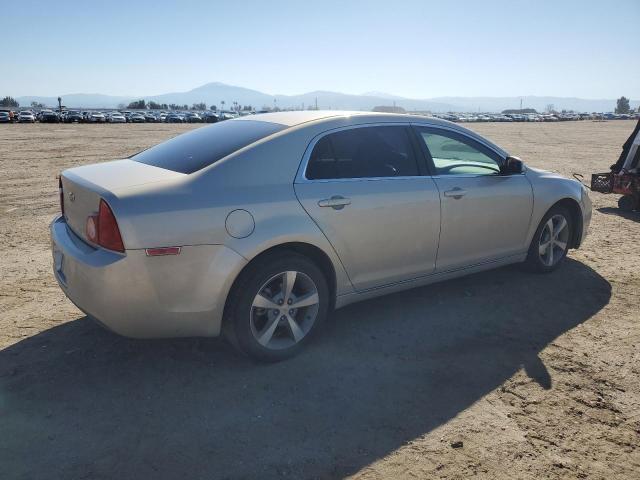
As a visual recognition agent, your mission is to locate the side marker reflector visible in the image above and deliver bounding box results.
[145,247,181,256]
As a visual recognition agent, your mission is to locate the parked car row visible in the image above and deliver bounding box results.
[0,108,255,124]
[431,112,640,123]
[2,108,638,124]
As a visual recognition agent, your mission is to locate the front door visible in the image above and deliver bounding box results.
[413,126,533,271]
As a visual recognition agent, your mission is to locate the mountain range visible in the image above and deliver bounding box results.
[15,82,638,113]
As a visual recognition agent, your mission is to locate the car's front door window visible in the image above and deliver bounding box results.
[416,129,501,176]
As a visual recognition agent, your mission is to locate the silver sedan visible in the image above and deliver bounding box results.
[50,111,592,361]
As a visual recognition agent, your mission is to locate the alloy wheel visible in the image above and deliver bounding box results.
[538,214,569,267]
[250,271,320,350]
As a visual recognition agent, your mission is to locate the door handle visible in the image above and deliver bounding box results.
[443,188,467,199]
[318,195,351,210]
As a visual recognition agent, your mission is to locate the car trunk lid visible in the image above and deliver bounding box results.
[60,159,185,245]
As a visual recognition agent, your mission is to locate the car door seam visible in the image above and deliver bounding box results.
[431,176,444,271]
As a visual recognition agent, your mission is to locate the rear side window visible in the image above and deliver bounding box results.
[132,120,285,174]
[306,126,419,180]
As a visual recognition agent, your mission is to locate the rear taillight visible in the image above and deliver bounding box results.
[85,199,125,253]
[58,176,64,216]
[98,200,125,252]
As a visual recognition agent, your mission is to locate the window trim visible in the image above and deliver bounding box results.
[296,122,427,183]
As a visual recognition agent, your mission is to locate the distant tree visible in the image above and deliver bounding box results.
[168,103,179,110]
[191,102,207,110]
[615,96,630,114]
[242,105,253,111]
[0,96,19,107]
[210,105,217,111]
[30,101,45,109]
[148,101,162,110]
[117,103,127,110]
[545,104,555,113]
[221,100,226,111]
[127,99,146,110]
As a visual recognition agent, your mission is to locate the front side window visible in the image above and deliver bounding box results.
[306,126,419,180]
[415,127,502,176]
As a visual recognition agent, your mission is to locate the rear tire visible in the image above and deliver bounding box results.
[618,194,638,212]
[524,206,573,273]
[223,252,329,362]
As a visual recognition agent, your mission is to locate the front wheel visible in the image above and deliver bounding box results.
[224,252,329,362]
[524,206,572,273]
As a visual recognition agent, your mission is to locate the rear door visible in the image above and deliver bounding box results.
[413,125,533,271]
[294,125,441,291]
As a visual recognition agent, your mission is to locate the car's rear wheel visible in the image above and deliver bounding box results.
[618,194,638,212]
[224,252,329,362]
[524,206,572,273]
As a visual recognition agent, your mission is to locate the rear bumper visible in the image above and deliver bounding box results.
[50,215,247,338]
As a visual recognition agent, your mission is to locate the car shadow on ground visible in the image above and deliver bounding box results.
[597,206,640,222]
[0,258,611,479]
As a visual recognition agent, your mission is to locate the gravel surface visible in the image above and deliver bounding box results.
[0,121,638,479]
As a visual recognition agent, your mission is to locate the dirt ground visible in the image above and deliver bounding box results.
[0,121,638,480]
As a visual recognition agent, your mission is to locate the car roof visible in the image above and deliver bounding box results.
[235,110,471,130]
[234,110,509,158]
[236,110,387,127]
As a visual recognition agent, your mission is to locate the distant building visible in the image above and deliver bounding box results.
[502,108,538,114]
[372,105,406,114]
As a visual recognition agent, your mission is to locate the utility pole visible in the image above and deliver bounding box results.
[520,98,523,111]
[315,97,318,110]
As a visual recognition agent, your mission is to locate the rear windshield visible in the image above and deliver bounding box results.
[132,120,286,174]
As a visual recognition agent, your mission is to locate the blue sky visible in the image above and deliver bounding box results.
[2,0,639,99]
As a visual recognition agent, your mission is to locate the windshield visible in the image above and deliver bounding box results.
[132,120,286,174]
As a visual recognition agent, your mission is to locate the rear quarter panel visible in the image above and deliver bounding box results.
[197,127,355,296]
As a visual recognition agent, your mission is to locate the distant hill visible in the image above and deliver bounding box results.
[15,82,639,112]
[147,82,273,109]
[145,84,456,112]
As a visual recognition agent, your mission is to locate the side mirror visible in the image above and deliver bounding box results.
[500,155,524,175]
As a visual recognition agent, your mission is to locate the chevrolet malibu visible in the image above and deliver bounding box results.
[51,111,592,361]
